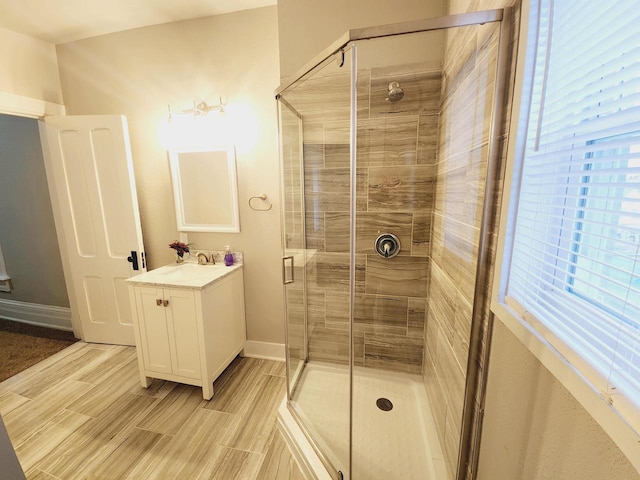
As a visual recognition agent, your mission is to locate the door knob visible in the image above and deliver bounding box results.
[127,250,140,270]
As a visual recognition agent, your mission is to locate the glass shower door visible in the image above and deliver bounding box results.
[278,48,354,479]
[278,98,307,396]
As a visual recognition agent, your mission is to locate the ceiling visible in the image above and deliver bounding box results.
[0,0,276,44]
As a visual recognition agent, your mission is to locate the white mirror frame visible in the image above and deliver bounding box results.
[169,146,240,233]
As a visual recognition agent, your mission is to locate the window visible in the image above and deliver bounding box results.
[504,0,640,434]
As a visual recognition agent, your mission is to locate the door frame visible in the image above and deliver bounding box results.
[0,91,66,119]
[0,93,82,335]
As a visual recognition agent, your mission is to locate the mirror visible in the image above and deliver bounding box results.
[169,146,240,233]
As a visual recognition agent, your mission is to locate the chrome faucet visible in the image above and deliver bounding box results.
[196,252,215,265]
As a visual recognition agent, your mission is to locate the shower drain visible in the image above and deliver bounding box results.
[376,397,393,411]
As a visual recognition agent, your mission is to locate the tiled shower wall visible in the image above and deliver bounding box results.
[423,23,502,478]
[284,62,442,373]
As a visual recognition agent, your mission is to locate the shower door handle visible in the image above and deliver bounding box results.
[282,256,294,285]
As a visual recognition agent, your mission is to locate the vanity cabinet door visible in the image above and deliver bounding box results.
[134,286,172,375]
[164,288,201,380]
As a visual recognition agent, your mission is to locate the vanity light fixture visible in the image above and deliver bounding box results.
[167,97,225,122]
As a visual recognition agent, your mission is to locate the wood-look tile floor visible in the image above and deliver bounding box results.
[0,342,305,480]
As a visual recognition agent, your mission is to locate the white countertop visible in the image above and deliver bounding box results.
[126,263,243,290]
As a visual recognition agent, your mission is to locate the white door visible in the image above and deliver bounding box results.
[41,115,146,345]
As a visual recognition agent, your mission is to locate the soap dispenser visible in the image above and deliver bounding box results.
[224,246,234,266]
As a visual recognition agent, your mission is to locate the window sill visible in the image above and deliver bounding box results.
[490,299,640,473]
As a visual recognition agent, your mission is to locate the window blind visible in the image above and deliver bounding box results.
[506,0,640,432]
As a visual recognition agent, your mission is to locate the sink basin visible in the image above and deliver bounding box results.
[157,263,223,281]
[126,262,241,289]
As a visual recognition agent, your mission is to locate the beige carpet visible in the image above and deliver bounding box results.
[0,318,77,382]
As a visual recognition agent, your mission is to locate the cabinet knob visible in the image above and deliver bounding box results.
[163,300,169,307]
[156,299,162,306]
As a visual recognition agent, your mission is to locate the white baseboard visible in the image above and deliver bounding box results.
[243,340,285,361]
[0,299,73,331]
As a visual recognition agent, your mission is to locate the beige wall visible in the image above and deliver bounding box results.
[478,322,640,480]
[277,0,446,80]
[56,6,284,344]
[0,114,69,308]
[0,26,63,104]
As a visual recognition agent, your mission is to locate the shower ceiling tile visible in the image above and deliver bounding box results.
[368,165,436,212]
[365,255,429,297]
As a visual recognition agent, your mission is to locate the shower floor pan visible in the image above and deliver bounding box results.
[284,362,448,480]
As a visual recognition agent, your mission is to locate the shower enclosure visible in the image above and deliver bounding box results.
[277,9,512,480]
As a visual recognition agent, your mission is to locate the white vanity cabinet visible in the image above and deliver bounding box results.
[127,264,245,400]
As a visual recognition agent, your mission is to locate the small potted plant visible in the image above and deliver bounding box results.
[169,241,192,263]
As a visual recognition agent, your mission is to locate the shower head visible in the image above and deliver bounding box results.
[386,81,404,102]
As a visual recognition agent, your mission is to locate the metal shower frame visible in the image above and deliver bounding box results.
[276,7,514,480]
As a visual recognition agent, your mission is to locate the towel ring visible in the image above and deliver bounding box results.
[248,193,272,211]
